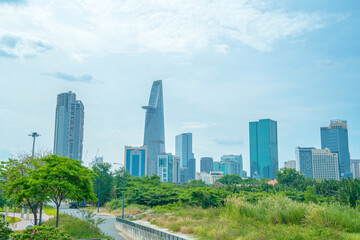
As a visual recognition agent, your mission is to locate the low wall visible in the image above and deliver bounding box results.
[115,217,186,240]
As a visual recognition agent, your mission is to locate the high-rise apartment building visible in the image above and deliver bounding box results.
[295,147,315,177]
[142,80,165,176]
[221,155,243,175]
[158,153,180,183]
[321,120,351,178]
[249,119,278,179]
[175,133,195,181]
[53,91,84,161]
[200,157,213,173]
[351,159,360,179]
[124,146,147,177]
[312,149,339,180]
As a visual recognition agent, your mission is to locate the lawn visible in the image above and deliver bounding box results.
[43,205,57,215]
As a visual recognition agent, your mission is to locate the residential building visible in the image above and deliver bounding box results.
[351,159,360,179]
[295,147,315,178]
[196,172,211,184]
[158,153,180,183]
[284,160,296,169]
[124,146,147,177]
[249,119,279,179]
[175,133,195,181]
[221,155,243,175]
[142,80,165,176]
[200,157,213,173]
[53,91,84,161]
[312,148,340,180]
[321,120,351,178]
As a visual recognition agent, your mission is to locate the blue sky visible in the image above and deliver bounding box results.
[0,0,359,173]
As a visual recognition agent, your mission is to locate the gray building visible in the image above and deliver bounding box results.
[200,157,213,173]
[295,147,315,178]
[249,119,279,179]
[321,120,351,178]
[142,80,165,176]
[351,159,360,179]
[54,91,84,161]
[284,160,296,169]
[175,133,195,181]
[312,148,339,180]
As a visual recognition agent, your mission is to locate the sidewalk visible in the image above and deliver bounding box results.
[2,210,54,231]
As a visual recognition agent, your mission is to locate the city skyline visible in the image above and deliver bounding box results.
[0,1,359,174]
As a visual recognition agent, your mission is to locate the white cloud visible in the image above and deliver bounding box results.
[0,0,327,58]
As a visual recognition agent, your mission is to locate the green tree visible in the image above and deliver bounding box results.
[276,168,314,191]
[339,178,360,208]
[92,163,114,206]
[216,174,243,185]
[304,185,318,203]
[33,155,96,227]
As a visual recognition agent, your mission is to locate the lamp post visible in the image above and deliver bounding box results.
[96,177,100,213]
[28,132,40,158]
[114,163,125,219]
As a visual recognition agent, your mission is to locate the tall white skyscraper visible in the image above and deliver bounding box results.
[53,91,84,161]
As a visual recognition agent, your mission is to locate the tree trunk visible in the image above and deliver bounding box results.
[33,209,38,226]
[39,202,43,225]
[56,204,60,228]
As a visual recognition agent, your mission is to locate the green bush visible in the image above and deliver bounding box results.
[11,225,71,240]
[0,221,13,239]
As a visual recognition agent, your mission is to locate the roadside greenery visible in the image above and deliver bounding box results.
[11,225,72,240]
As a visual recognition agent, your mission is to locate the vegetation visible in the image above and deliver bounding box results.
[42,213,114,240]
[43,204,57,216]
[0,221,13,239]
[11,225,71,240]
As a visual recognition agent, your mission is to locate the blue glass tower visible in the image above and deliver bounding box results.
[175,133,195,181]
[295,147,315,178]
[249,119,278,179]
[321,120,351,178]
[125,146,147,177]
[142,80,165,176]
[54,91,84,161]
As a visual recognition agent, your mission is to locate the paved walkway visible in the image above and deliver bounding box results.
[2,210,54,231]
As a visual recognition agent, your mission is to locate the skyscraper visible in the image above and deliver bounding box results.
[142,80,165,176]
[351,159,360,179]
[53,91,84,161]
[200,157,213,173]
[249,119,278,179]
[312,149,339,180]
[321,120,351,178]
[175,133,195,181]
[124,146,147,177]
[295,147,315,178]
[158,153,180,183]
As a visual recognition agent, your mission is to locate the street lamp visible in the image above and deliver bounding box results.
[114,163,125,219]
[28,132,40,158]
[96,177,100,213]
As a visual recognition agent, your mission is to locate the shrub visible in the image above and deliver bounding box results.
[0,221,13,239]
[11,225,71,240]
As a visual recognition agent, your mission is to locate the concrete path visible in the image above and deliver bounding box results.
[1,209,54,231]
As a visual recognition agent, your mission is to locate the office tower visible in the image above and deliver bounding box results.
[242,170,247,178]
[351,159,360,179]
[53,91,84,161]
[158,153,180,183]
[312,149,339,180]
[221,155,243,175]
[249,119,279,179]
[180,167,188,183]
[200,157,213,173]
[175,133,195,181]
[124,146,147,177]
[284,160,296,169]
[321,120,351,178]
[295,147,315,178]
[142,80,165,176]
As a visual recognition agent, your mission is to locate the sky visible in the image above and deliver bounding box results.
[0,0,359,173]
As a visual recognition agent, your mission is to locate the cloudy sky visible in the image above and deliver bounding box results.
[0,0,359,173]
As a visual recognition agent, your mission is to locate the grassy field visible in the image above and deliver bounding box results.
[142,196,360,240]
[43,205,57,215]
[43,213,114,240]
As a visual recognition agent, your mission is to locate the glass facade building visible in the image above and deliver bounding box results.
[142,80,165,176]
[200,157,213,173]
[158,153,180,183]
[321,120,351,178]
[175,133,195,181]
[125,146,147,177]
[295,147,315,178]
[53,91,84,161]
[249,119,278,179]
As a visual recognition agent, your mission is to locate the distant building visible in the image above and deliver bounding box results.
[180,167,188,183]
[196,171,224,185]
[249,119,278,179]
[321,120,351,178]
[209,171,224,184]
[295,147,315,178]
[312,148,339,180]
[351,159,360,179]
[124,146,147,177]
[88,156,104,168]
[200,157,213,173]
[242,170,247,178]
[54,91,84,161]
[175,133,195,181]
[284,160,296,169]
[158,153,180,183]
[221,155,243,175]
[142,80,165,176]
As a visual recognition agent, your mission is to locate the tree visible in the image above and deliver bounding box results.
[276,168,314,191]
[92,163,114,206]
[304,185,318,203]
[33,155,96,227]
[216,174,243,185]
[0,157,45,225]
[339,178,360,208]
